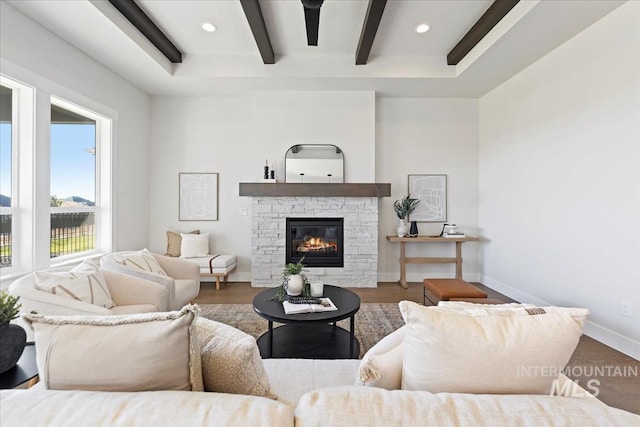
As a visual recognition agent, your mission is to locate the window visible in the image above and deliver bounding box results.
[0,84,13,268]
[0,73,112,276]
[50,102,97,259]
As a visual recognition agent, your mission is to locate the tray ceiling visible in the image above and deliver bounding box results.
[5,0,626,97]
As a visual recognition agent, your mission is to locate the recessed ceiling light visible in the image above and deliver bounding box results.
[201,22,216,32]
[415,23,430,34]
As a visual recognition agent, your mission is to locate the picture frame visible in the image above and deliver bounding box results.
[179,173,218,221]
[408,174,447,222]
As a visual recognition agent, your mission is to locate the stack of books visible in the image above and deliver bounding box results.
[443,231,466,238]
[441,224,465,238]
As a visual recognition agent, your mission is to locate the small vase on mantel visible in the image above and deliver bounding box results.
[396,219,409,238]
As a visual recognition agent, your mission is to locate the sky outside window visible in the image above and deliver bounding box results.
[50,122,96,203]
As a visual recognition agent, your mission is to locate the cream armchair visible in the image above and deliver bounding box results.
[100,251,200,310]
[9,269,169,340]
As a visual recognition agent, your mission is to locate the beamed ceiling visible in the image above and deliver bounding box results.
[5,0,626,97]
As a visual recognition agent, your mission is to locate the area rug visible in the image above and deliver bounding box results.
[198,303,405,358]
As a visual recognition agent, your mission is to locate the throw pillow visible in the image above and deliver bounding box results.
[166,229,200,257]
[357,326,405,390]
[436,301,589,327]
[101,250,173,293]
[195,317,277,399]
[399,301,587,395]
[180,232,210,258]
[111,248,167,276]
[35,260,115,309]
[22,305,203,392]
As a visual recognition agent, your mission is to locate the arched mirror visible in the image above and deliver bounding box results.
[285,144,344,183]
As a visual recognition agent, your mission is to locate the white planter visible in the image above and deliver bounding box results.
[286,274,304,296]
[396,219,409,237]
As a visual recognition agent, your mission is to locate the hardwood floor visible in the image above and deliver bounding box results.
[194,281,639,415]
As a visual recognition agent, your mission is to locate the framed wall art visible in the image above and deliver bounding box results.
[408,174,447,222]
[179,173,218,221]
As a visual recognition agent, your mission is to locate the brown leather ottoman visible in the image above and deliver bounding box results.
[423,278,487,306]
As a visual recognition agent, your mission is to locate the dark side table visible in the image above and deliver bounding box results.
[253,285,360,359]
[0,343,39,389]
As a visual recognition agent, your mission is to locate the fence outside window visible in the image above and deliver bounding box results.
[0,210,96,268]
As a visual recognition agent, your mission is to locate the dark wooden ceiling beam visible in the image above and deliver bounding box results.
[447,0,520,66]
[240,0,275,64]
[355,0,387,65]
[108,0,182,63]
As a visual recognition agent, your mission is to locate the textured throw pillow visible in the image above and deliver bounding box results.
[436,301,589,327]
[23,305,203,392]
[166,229,200,257]
[180,232,210,258]
[357,326,405,390]
[195,317,277,399]
[112,248,167,276]
[35,260,115,309]
[399,301,588,394]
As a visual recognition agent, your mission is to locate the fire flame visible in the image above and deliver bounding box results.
[297,236,337,252]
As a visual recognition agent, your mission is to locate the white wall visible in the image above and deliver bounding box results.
[0,2,151,252]
[149,95,480,283]
[148,92,375,280]
[376,98,480,282]
[479,2,640,358]
[255,91,376,183]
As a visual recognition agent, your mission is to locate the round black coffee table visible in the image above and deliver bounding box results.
[253,285,360,359]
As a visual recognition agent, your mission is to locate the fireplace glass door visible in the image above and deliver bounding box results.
[286,218,344,268]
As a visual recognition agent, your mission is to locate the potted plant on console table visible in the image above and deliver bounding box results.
[393,194,420,237]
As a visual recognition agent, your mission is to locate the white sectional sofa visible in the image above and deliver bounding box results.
[2,306,638,427]
[2,358,637,426]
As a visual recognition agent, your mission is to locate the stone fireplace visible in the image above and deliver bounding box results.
[250,196,379,287]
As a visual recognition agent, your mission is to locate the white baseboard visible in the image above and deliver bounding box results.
[481,275,640,361]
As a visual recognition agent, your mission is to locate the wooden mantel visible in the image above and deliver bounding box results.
[239,183,391,197]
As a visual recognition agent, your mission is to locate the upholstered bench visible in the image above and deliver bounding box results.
[423,278,487,305]
[184,254,237,290]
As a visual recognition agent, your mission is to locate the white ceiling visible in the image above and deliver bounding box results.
[6,0,626,97]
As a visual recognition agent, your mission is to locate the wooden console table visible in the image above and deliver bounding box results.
[386,235,479,289]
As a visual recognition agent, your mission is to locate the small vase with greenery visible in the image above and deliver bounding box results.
[270,257,311,301]
[393,194,420,237]
[0,291,27,374]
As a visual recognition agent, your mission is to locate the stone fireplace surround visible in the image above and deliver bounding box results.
[241,183,391,288]
[250,196,378,287]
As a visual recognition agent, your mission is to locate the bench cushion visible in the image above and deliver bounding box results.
[185,254,237,269]
[423,279,487,300]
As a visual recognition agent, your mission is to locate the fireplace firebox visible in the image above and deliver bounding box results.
[286,218,344,268]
